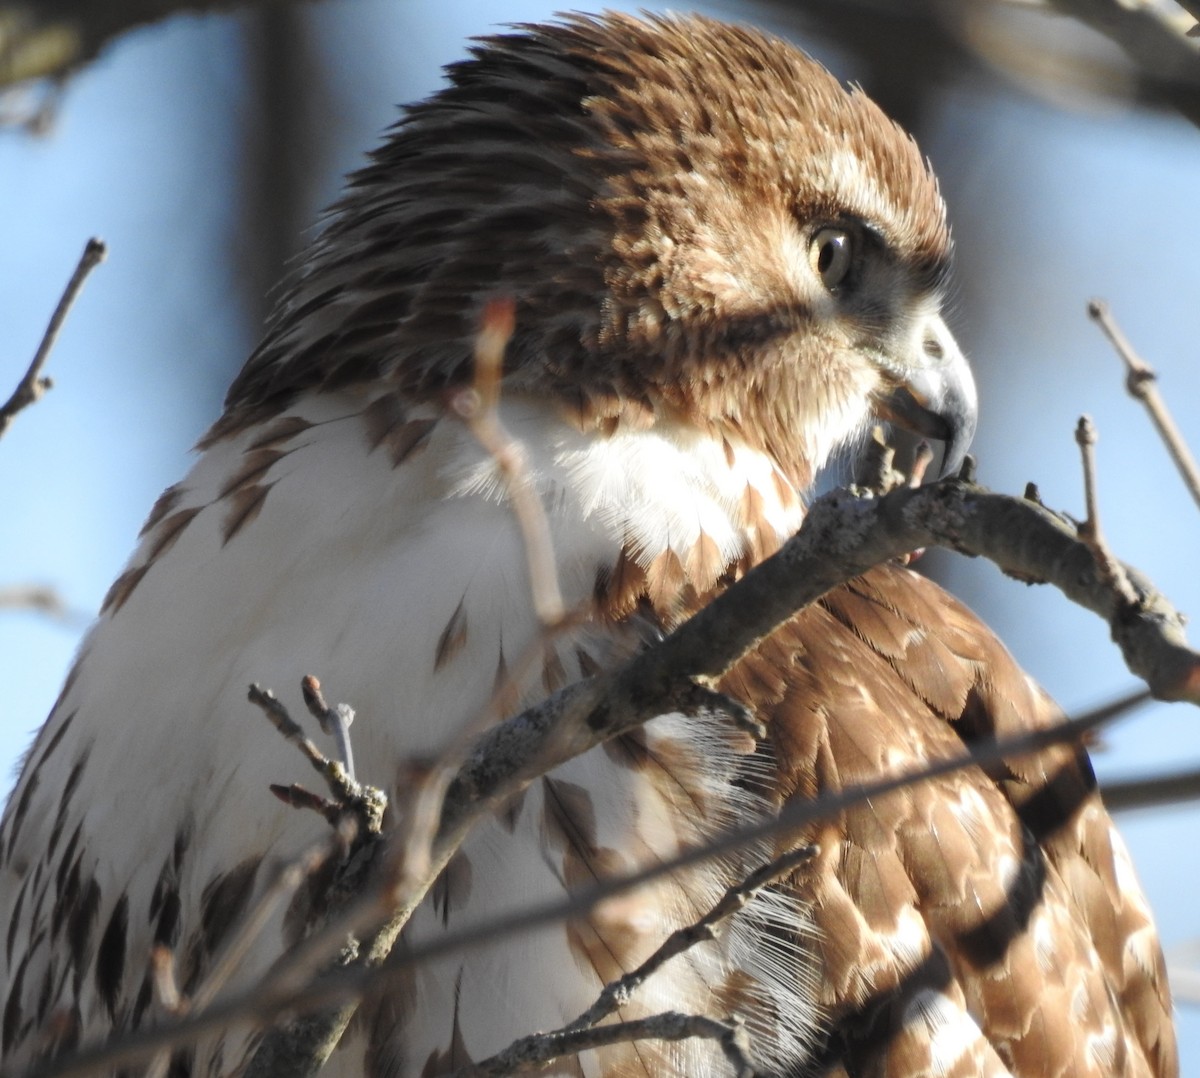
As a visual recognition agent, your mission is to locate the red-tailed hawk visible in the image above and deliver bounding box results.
[0,12,1177,1077]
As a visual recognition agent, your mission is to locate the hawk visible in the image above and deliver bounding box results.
[0,12,1177,1077]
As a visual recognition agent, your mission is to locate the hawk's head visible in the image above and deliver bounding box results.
[219,12,976,488]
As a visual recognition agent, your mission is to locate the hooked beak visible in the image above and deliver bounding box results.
[872,313,977,478]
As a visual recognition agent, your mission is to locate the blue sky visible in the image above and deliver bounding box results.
[2,0,1198,1066]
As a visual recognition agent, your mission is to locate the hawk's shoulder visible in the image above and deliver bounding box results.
[720,564,1176,1076]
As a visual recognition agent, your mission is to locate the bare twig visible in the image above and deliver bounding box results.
[1088,299,1200,513]
[565,846,816,1034]
[450,298,565,627]
[1074,416,1101,541]
[907,440,935,487]
[248,683,366,809]
[241,297,608,1075]
[243,686,388,950]
[240,685,389,1078]
[1073,416,1138,606]
[145,948,183,1078]
[148,948,183,1016]
[191,839,340,1012]
[466,844,817,1077]
[0,238,106,439]
[342,300,592,978]
[301,675,357,783]
[392,299,579,889]
[245,686,387,969]
[450,1012,755,1078]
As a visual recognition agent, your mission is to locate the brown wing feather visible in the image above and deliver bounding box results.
[720,563,1177,1077]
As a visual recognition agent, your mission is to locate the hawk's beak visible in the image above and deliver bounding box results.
[873,314,977,479]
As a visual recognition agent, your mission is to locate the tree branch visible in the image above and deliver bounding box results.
[1088,299,1200,514]
[0,1,263,89]
[12,466,1195,1078]
[1039,0,1200,126]
[451,1012,755,1078]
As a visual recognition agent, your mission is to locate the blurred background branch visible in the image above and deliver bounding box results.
[0,0,264,87]
[5,1,1200,124]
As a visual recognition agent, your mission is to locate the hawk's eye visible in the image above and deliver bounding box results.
[809,227,853,291]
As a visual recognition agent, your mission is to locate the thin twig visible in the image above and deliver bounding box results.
[191,838,341,1012]
[907,440,935,487]
[244,683,387,987]
[459,845,815,1076]
[1074,416,1102,542]
[302,675,357,783]
[451,1012,755,1078]
[248,684,362,806]
[145,948,182,1078]
[240,686,389,1078]
[565,845,816,1034]
[1074,415,1138,606]
[394,298,578,893]
[0,238,106,439]
[451,298,564,626]
[1088,299,1200,513]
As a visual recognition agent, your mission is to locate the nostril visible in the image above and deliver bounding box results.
[924,331,944,361]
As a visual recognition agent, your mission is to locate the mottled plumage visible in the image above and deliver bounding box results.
[0,12,1176,1078]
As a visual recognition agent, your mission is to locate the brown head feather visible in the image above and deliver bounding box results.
[204,14,949,485]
